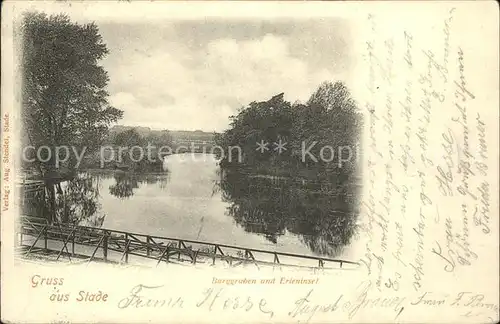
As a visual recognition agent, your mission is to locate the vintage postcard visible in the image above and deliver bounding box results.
[1,1,498,323]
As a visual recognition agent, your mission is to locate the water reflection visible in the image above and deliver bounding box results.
[21,184,47,218]
[50,171,169,226]
[109,172,138,198]
[54,173,104,227]
[108,171,170,199]
[215,170,360,257]
[22,157,358,257]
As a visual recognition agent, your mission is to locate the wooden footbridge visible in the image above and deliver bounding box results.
[16,216,359,270]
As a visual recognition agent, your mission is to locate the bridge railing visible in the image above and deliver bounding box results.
[17,216,359,270]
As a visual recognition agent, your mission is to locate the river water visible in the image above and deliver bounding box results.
[49,153,359,259]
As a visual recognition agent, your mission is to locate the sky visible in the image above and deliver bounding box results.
[96,18,354,132]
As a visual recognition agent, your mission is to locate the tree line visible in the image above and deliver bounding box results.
[214,81,363,182]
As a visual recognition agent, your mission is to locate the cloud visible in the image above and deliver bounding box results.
[110,92,137,109]
[103,30,343,132]
[200,34,333,104]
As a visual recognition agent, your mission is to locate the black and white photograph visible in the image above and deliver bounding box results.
[16,10,362,269]
[1,2,498,324]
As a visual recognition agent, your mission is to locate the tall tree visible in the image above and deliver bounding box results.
[21,12,122,171]
[20,12,122,223]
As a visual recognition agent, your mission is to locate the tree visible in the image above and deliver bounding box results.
[113,128,144,147]
[216,93,293,168]
[21,12,123,172]
[308,81,357,113]
[20,12,123,223]
[307,81,363,175]
[213,82,362,256]
[108,128,167,172]
[214,81,362,178]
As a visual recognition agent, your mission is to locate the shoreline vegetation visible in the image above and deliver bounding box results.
[80,126,217,172]
[214,83,363,185]
[20,9,362,251]
[209,84,363,256]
